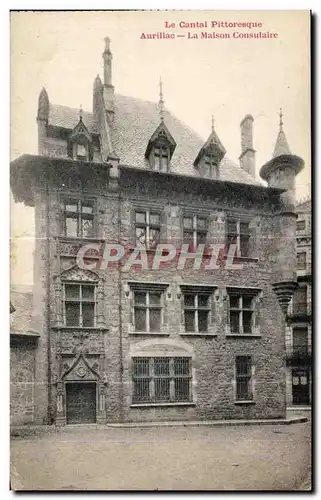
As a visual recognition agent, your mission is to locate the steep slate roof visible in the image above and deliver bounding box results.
[273,129,291,158]
[10,289,35,336]
[48,94,259,185]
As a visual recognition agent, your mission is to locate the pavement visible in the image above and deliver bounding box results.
[10,410,311,491]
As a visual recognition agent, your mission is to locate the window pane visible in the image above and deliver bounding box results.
[149,293,161,306]
[155,379,170,402]
[229,295,240,309]
[240,235,250,256]
[183,230,194,244]
[243,296,253,309]
[296,220,306,231]
[149,228,160,248]
[236,356,251,375]
[183,217,193,229]
[293,328,308,353]
[82,285,95,301]
[240,222,250,235]
[133,358,149,377]
[134,309,146,331]
[81,218,93,238]
[198,311,209,332]
[184,294,195,307]
[136,227,146,246]
[174,379,190,401]
[236,378,250,400]
[198,295,209,308]
[150,213,160,226]
[174,358,190,376]
[185,311,195,332]
[65,201,78,212]
[227,220,237,233]
[243,311,253,333]
[149,309,161,331]
[135,212,146,224]
[65,303,80,326]
[154,358,170,376]
[227,234,237,246]
[132,379,150,403]
[66,216,78,237]
[134,293,146,305]
[197,218,207,230]
[81,203,93,214]
[77,144,87,157]
[82,303,95,327]
[197,231,207,245]
[230,311,240,333]
[65,284,80,299]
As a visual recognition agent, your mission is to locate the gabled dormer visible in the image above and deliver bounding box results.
[193,118,226,179]
[67,108,93,161]
[145,121,176,172]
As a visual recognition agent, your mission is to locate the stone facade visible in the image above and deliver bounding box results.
[10,38,306,425]
[10,338,36,425]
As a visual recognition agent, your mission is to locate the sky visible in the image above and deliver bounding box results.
[10,10,311,286]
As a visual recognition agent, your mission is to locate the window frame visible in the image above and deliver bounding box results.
[62,282,97,328]
[133,290,164,333]
[296,219,306,232]
[204,153,219,179]
[134,209,161,249]
[226,217,250,257]
[228,293,256,335]
[183,215,208,247]
[184,292,211,333]
[153,144,170,172]
[235,355,253,402]
[63,198,95,238]
[297,251,307,270]
[131,356,192,404]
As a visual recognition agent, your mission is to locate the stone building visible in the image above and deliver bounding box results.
[285,198,312,406]
[10,38,305,426]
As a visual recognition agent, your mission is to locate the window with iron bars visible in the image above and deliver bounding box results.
[132,357,192,404]
[204,153,219,179]
[297,252,307,270]
[63,199,95,238]
[133,291,163,332]
[235,356,253,401]
[183,215,207,247]
[226,218,250,257]
[63,283,96,327]
[184,293,211,333]
[229,294,255,334]
[135,210,161,249]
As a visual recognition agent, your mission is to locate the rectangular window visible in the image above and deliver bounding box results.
[63,283,96,327]
[184,293,210,333]
[293,328,308,356]
[229,294,255,334]
[292,286,307,315]
[297,252,307,270]
[204,154,219,179]
[132,357,192,404]
[154,146,169,172]
[236,356,253,401]
[226,218,250,257]
[183,215,207,247]
[64,199,95,238]
[135,210,160,249]
[296,220,306,231]
[133,291,162,332]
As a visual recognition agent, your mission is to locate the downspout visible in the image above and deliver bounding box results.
[45,179,53,424]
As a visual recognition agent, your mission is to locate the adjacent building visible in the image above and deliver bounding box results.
[285,198,312,406]
[10,38,305,426]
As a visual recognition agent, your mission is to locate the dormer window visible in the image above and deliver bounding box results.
[193,121,226,179]
[67,110,93,162]
[145,122,176,173]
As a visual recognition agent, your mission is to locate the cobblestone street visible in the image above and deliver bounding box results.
[11,416,311,491]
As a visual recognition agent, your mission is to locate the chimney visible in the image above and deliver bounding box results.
[239,114,256,178]
[102,37,115,121]
[36,87,49,155]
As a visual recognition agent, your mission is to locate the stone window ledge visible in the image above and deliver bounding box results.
[234,400,256,405]
[53,325,108,331]
[180,333,217,337]
[130,402,196,408]
[130,331,170,336]
[226,334,261,338]
[56,236,105,243]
